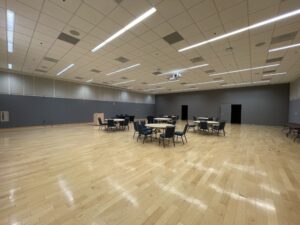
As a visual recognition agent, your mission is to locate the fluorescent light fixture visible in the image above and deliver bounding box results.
[86,79,93,83]
[263,72,287,77]
[57,64,74,76]
[92,7,157,52]
[106,64,140,76]
[159,64,209,76]
[184,80,225,86]
[222,80,270,87]
[269,43,300,52]
[8,64,12,69]
[209,64,280,76]
[148,80,180,86]
[179,8,300,52]
[113,80,136,85]
[7,10,15,53]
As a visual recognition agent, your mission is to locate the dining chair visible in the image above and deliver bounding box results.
[137,124,153,143]
[159,126,176,148]
[175,124,189,144]
[199,121,209,133]
[107,119,117,131]
[98,117,107,130]
[212,121,226,136]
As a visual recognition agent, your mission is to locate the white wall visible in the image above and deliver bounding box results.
[0,72,155,104]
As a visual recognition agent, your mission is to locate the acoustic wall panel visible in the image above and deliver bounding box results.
[35,77,54,97]
[10,74,23,95]
[0,73,9,94]
[23,75,34,96]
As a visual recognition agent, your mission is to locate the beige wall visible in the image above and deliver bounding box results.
[0,72,155,104]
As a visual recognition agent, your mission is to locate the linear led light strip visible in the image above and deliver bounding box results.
[222,80,270,87]
[209,64,280,76]
[113,80,136,85]
[269,43,300,52]
[7,10,14,53]
[92,7,157,52]
[159,64,209,76]
[147,80,180,86]
[184,80,224,86]
[179,8,300,52]
[106,64,140,76]
[57,64,74,76]
[263,72,287,77]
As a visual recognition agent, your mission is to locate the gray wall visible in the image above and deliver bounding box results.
[0,94,154,128]
[155,84,289,126]
[0,71,155,128]
[289,78,300,123]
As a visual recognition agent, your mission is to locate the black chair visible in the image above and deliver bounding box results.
[193,116,197,121]
[133,121,140,138]
[129,115,135,123]
[137,124,153,143]
[107,119,117,131]
[147,116,154,124]
[159,126,176,148]
[187,121,196,131]
[213,121,226,136]
[208,117,213,121]
[140,120,146,125]
[175,124,189,144]
[199,121,209,133]
[98,117,107,130]
[123,118,130,130]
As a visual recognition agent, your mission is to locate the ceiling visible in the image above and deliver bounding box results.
[1,0,300,94]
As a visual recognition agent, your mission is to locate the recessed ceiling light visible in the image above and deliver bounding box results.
[6,10,14,53]
[106,64,140,76]
[209,64,280,76]
[159,64,209,76]
[269,43,300,52]
[184,80,224,86]
[113,80,136,85]
[86,79,93,83]
[57,64,74,76]
[8,64,12,69]
[179,8,300,52]
[148,80,180,86]
[263,72,287,77]
[91,7,156,52]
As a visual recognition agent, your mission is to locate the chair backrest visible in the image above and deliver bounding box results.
[134,121,139,131]
[140,120,146,125]
[137,124,145,134]
[183,124,189,134]
[147,116,154,124]
[107,119,115,127]
[124,118,129,125]
[208,117,213,121]
[193,116,197,121]
[164,126,175,138]
[129,115,135,122]
[200,121,208,129]
[219,121,226,129]
[98,117,103,125]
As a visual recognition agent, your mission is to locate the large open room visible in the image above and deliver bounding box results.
[0,0,300,225]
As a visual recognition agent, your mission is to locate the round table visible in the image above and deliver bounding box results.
[194,120,219,125]
[106,118,125,122]
[146,123,174,129]
[197,117,209,120]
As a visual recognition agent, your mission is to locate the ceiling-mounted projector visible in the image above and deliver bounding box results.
[169,72,182,80]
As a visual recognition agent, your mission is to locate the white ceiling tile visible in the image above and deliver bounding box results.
[42,1,72,23]
[76,3,104,25]
[68,16,95,33]
[49,0,82,13]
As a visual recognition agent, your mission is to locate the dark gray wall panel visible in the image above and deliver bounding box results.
[155,84,289,126]
[289,99,300,123]
[0,94,154,128]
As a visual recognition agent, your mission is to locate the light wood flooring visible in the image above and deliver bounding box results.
[0,122,300,225]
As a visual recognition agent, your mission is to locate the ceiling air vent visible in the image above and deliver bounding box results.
[115,56,129,63]
[58,32,80,45]
[266,57,283,63]
[205,69,215,74]
[163,32,184,45]
[263,70,276,74]
[152,71,162,75]
[90,69,101,73]
[43,56,59,63]
[255,42,266,47]
[190,56,204,63]
[270,31,297,45]
[35,69,47,73]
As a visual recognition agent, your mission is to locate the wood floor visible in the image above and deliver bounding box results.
[0,122,300,225]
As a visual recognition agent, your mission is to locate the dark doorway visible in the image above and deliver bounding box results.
[181,105,188,120]
[231,104,242,124]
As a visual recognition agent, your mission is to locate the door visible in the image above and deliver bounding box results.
[181,105,188,120]
[231,104,242,124]
[220,104,231,122]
